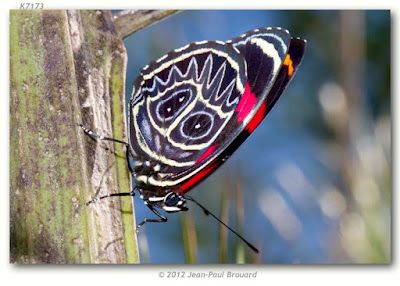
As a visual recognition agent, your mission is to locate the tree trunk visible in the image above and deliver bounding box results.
[10,9,139,263]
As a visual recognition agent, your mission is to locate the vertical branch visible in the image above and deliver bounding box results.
[10,9,139,263]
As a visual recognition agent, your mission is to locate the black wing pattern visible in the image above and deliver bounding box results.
[129,41,247,173]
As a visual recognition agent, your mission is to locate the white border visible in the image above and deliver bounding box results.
[2,1,397,285]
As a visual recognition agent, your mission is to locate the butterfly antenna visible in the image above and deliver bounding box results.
[86,188,137,206]
[186,196,259,254]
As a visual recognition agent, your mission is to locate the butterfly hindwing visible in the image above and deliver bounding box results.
[129,40,247,176]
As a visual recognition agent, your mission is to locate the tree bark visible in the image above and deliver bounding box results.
[10,10,139,263]
[113,10,180,39]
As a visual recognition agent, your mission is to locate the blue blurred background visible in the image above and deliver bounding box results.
[122,10,390,264]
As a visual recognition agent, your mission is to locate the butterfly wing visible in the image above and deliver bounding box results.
[129,28,305,193]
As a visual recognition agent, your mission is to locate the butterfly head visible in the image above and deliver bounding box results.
[162,192,188,212]
[141,189,188,213]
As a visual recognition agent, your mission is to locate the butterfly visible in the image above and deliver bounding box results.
[81,27,306,253]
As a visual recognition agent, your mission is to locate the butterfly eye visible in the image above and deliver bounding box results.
[164,192,180,207]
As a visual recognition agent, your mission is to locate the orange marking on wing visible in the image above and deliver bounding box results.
[283,54,294,76]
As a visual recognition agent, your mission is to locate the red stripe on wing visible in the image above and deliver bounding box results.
[235,82,257,123]
[245,102,267,133]
[194,144,217,165]
[178,159,219,194]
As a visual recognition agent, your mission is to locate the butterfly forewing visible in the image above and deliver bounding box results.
[258,37,307,122]
[229,27,291,98]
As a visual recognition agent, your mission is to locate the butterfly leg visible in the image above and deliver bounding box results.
[136,204,167,233]
[86,187,137,205]
[78,123,128,145]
